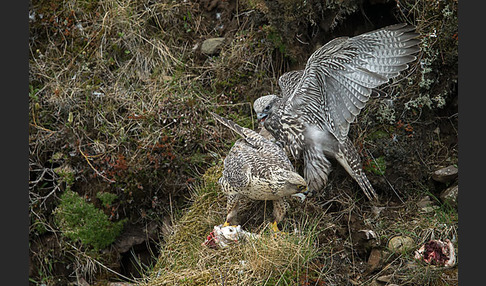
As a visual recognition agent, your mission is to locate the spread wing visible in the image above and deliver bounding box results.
[278,70,304,98]
[283,23,420,142]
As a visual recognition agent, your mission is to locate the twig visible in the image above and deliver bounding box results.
[29,163,63,208]
[78,145,116,183]
[29,167,48,186]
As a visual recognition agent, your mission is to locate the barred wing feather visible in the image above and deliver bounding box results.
[284,23,420,142]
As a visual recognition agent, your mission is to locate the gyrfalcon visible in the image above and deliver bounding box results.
[253,23,420,201]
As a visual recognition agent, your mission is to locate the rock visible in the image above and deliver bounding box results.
[115,234,145,253]
[420,205,439,213]
[367,248,383,272]
[114,222,158,253]
[416,196,432,208]
[417,196,439,213]
[440,184,458,208]
[388,236,415,253]
[431,165,458,183]
[354,229,379,251]
[201,37,225,55]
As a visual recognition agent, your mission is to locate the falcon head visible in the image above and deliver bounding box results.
[272,169,308,197]
[253,94,279,123]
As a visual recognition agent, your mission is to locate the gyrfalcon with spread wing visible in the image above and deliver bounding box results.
[253,23,420,201]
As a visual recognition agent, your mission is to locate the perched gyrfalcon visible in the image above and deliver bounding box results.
[253,23,420,201]
[211,112,307,231]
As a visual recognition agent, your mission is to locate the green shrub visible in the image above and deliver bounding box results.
[96,191,118,207]
[54,190,126,250]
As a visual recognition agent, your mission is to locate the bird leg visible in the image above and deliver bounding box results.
[225,194,240,226]
[225,194,251,227]
[271,220,280,232]
[271,198,289,233]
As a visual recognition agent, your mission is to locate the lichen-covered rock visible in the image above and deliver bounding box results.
[431,165,458,183]
[440,184,458,208]
[388,236,415,253]
[201,37,225,55]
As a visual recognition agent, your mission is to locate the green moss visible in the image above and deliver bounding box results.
[367,130,389,141]
[29,84,40,102]
[96,191,118,206]
[54,190,126,250]
[364,156,386,176]
[266,26,287,54]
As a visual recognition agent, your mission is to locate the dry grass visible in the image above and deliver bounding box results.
[29,0,279,204]
[140,164,326,286]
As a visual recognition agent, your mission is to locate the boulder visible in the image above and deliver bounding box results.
[376,274,394,283]
[417,196,439,213]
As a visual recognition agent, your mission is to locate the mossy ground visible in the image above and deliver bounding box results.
[29,0,457,285]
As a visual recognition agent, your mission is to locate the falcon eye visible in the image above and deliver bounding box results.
[264,105,270,112]
[298,185,306,191]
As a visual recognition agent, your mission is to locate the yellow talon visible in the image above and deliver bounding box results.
[223,221,230,227]
[271,221,280,232]
[270,221,288,235]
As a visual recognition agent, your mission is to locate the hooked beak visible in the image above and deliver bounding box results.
[256,112,268,123]
[291,193,306,202]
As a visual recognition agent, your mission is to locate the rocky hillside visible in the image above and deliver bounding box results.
[29,0,457,285]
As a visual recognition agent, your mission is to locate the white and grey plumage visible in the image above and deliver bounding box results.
[253,23,420,201]
[211,112,307,230]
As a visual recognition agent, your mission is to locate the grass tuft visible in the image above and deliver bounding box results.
[142,164,324,286]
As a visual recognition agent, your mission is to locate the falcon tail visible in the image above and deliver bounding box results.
[337,139,379,201]
[210,112,249,139]
[210,112,268,150]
